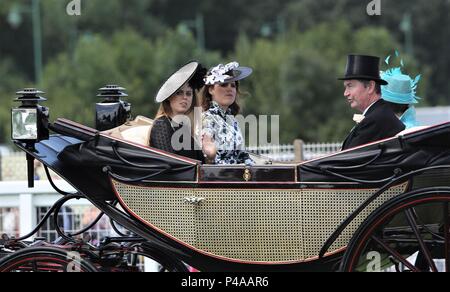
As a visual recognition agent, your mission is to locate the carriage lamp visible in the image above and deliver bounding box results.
[11,88,49,188]
[12,88,49,144]
[95,85,131,131]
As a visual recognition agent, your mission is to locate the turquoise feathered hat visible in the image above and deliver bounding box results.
[381,52,421,105]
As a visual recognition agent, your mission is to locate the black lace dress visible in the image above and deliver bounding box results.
[150,116,205,162]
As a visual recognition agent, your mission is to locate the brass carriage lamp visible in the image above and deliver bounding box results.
[95,85,131,131]
[11,88,49,188]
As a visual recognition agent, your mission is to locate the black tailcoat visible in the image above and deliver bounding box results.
[342,99,405,150]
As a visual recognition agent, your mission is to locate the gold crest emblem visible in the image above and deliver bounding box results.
[243,168,252,182]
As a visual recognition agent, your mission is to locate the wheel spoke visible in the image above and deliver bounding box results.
[444,202,450,273]
[371,235,420,272]
[405,209,438,272]
[32,259,39,272]
[130,254,138,266]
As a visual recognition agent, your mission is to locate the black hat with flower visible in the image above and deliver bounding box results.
[204,62,253,85]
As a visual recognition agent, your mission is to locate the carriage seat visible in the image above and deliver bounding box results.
[102,115,154,147]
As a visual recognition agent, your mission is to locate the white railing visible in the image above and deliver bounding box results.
[0,141,344,181]
[247,141,342,162]
[246,144,296,162]
[0,180,86,239]
[302,142,342,161]
[0,180,158,271]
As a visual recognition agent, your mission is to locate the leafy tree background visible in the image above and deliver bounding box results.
[0,0,447,144]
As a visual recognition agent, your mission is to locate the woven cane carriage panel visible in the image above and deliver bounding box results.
[113,179,407,262]
[193,189,304,262]
[302,183,408,258]
[112,180,197,244]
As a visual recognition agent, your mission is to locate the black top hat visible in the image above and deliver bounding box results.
[338,55,388,85]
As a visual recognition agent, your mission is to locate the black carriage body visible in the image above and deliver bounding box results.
[14,119,450,272]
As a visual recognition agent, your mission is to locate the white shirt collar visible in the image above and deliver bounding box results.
[362,99,380,116]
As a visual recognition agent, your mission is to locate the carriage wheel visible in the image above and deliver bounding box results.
[341,190,450,272]
[0,247,98,272]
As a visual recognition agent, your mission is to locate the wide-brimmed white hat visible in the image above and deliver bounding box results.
[155,61,205,103]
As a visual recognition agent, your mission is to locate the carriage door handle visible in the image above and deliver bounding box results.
[184,196,205,206]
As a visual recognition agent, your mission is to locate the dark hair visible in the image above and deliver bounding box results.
[199,81,241,115]
[385,101,409,116]
[359,80,382,95]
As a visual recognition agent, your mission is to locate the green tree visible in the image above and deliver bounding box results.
[0,58,29,144]
[283,0,448,105]
[0,0,445,144]
[233,21,403,143]
[41,29,220,127]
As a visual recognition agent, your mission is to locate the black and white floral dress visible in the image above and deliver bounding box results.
[202,101,254,165]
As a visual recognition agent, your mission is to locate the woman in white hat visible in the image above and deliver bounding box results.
[199,62,255,165]
[151,61,216,162]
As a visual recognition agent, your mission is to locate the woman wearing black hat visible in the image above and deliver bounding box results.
[150,61,217,162]
[199,62,255,165]
[339,55,405,150]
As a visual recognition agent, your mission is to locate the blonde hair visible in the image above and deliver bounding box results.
[154,100,173,120]
[154,86,200,135]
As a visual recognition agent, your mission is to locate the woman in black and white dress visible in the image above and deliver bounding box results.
[199,62,255,165]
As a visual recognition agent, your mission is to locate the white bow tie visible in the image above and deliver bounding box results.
[353,114,365,124]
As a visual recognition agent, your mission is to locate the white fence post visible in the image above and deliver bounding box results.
[294,139,304,162]
[144,258,160,272]
[19,193,36,239]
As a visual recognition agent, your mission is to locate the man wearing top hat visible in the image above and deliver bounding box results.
[339,54,405,150]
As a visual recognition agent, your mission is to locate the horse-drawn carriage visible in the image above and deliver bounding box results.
[2,88,450,272]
